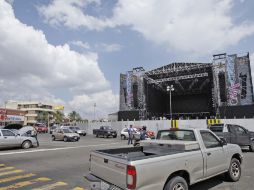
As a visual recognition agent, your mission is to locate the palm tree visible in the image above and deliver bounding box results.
[37,111,49,124]
[68,111,82,122]
[53,111,64,124]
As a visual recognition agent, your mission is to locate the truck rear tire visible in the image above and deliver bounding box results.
[164,176,188,190]
[225,158,241,182]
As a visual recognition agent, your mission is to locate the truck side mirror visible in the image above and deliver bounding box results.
[220,137,227,146]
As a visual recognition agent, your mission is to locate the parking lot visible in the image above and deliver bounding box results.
[0,134,253,190]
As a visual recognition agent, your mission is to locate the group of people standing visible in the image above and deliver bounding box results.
[127,125,147,145]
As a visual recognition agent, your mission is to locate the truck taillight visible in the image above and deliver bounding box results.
[127,165,136,189]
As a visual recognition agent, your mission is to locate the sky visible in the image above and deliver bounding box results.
[1,0,254,119]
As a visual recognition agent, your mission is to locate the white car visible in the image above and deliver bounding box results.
[0,128,38,149]
[120,128,140,140]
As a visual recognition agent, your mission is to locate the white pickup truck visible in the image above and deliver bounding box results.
[85,128,243,190]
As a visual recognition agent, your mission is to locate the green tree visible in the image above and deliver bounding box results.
[53,111,64,124]
[68,111,82,122]
[37,111,49,123]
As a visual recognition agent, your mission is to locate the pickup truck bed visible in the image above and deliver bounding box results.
[95,146,184,161]
[96,140,199,161]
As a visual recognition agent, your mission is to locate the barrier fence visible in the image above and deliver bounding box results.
[77,118,254,135]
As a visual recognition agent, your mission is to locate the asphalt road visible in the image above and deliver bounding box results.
[0,134,253,190]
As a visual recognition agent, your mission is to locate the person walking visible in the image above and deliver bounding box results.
[128,125,134,145]
[32,125,39,147]
[140,126,147,140]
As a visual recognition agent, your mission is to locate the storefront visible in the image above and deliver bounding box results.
[0,108,26,126]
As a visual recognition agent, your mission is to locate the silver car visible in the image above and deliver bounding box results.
[0,129,37,149]
[52,128,80,142]
[69,126,86,136]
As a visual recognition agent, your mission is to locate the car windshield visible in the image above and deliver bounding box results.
[104,126,112,130]
[75,127,80,130]
[157,130,196,141]
[62,129,72,133]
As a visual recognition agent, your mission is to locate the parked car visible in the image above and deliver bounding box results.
[4,123,23,130]
[49,125,58,134]
[209,123,254,152]
[120,127,140,140]
[35,124,48,133]
[93,126,117,138]
[85,128,243,190]
[0,128,38,149]
[68,126,86,136]
[52,128,80,142]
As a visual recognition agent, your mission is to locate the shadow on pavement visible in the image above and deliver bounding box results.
[190,174,224,190]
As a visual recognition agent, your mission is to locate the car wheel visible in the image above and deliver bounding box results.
[121,135,126,140]
[52,135,55,141]
[63,136,68,142]
[83,134,86,136]
[22,140,32,149]
[96,134,98,138]
[225,158,241,182]
[164,176,188,190]
[249,140,254,152]
[113,135,117,138]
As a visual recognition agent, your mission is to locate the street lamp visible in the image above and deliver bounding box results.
[167,85,174,125]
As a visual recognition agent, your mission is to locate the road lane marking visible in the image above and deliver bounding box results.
[0,177,51,190]
[0,167,14,172]
[0,173,36,183]
[0,142,122,156]
[72,187,85,190]
[32,181,67,190]
[0,170,24,177]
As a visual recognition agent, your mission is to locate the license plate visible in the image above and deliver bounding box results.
[101,181,110,190]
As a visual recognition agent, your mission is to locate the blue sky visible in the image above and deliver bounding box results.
[1,0,254,118]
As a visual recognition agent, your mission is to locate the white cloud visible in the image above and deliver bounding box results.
[69,90,119,118]
[38,0,254,55]
[0,0,118,119]
[70,41,122,52]
[70,40,90,49]
[96,43,123,52]
[37,0,114,31]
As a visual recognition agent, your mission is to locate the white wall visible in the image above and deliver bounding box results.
[78,118,254,135]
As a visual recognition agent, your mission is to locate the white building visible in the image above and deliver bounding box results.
[6,101,56,125]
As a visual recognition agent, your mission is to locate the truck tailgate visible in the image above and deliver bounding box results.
[90,152,127,189]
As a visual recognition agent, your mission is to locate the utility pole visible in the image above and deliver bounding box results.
[47,113,50,133]
[93,103,96,121]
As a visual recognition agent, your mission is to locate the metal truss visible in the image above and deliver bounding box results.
[146,63,212,76]
[143,74,166,92]
[147,73,209,83]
